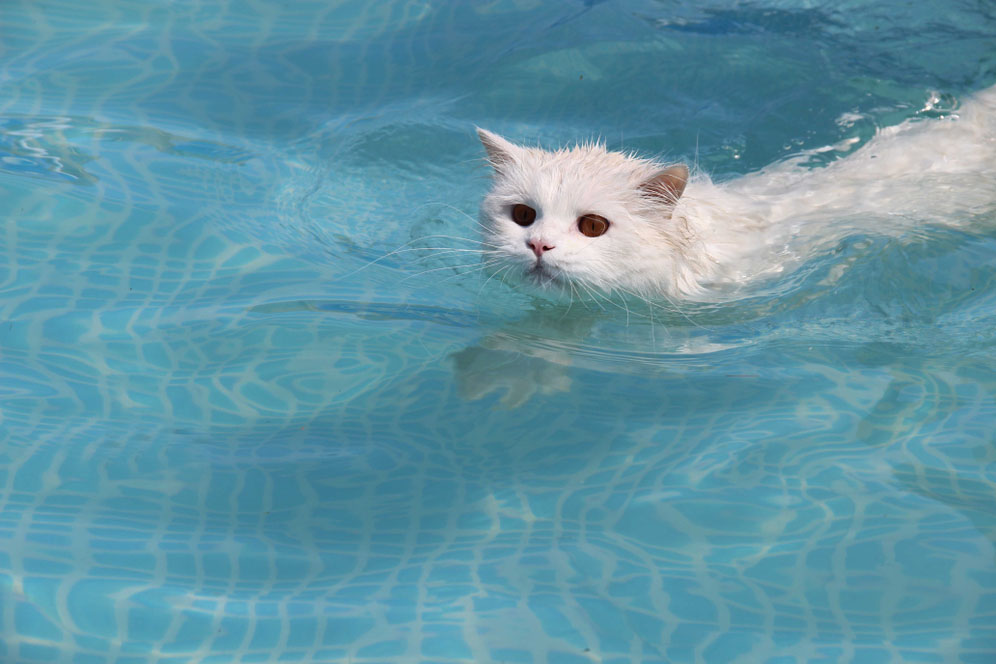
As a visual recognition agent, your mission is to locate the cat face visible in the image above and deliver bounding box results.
[477,129,688,296]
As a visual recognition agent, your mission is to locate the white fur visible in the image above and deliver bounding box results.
[478,84,996,301]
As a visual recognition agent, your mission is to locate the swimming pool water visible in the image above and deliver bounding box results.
[1,1,995,662]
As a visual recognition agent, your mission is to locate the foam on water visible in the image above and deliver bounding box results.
[1,1,995,662]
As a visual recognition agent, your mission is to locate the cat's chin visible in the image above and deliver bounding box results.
[483,259,578,300]
[525,262,562,288]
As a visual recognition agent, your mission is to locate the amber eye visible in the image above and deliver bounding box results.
[511,204,536,226]
[577,214,610,237]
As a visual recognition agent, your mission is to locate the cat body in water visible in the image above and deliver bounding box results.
[477,85,996,301]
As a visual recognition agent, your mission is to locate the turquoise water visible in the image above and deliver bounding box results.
[2,1,995,662]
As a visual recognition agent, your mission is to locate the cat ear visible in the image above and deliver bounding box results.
[477,128,521,173]
[639,164,689,205]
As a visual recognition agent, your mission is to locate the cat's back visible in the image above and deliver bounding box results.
[726,83,996,224]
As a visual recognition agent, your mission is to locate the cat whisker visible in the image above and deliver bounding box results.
[576,278,624,313]
[601,285,674,346]
[412,254,501,269]
[435,259,509,284]
[498,264,517,290]
[340,226,506,280]
[608,282,704,332]
[343,240,500,282]
[421,201,495,235]
[405,251,501,270]
[567,278,598,316]
[610,287,632,327]
[559,280,577,319]
[336,235,447,280]
[479,263,515,295]
[393,247,495,256]
[401,259,502,283]
[567,279,593,313]
[647,296,658,350]
[416,233,504,249]
[575,280,609,313]
[647,287,710,332]
[659,294,708,331]
[605,288,657,339]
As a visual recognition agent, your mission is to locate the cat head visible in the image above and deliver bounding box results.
[477,128,690,297]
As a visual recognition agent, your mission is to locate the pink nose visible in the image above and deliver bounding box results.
[528,239,555,258]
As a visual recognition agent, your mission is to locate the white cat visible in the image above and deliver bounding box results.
[477,84,996,301]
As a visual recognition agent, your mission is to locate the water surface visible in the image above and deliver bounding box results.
[1,1,995,662]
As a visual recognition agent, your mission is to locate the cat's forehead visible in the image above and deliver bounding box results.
[504,144,654,202]
[533,143,643,175]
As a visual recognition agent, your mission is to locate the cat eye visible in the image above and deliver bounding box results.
[511,204,537,226]
[577,214,610,237]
